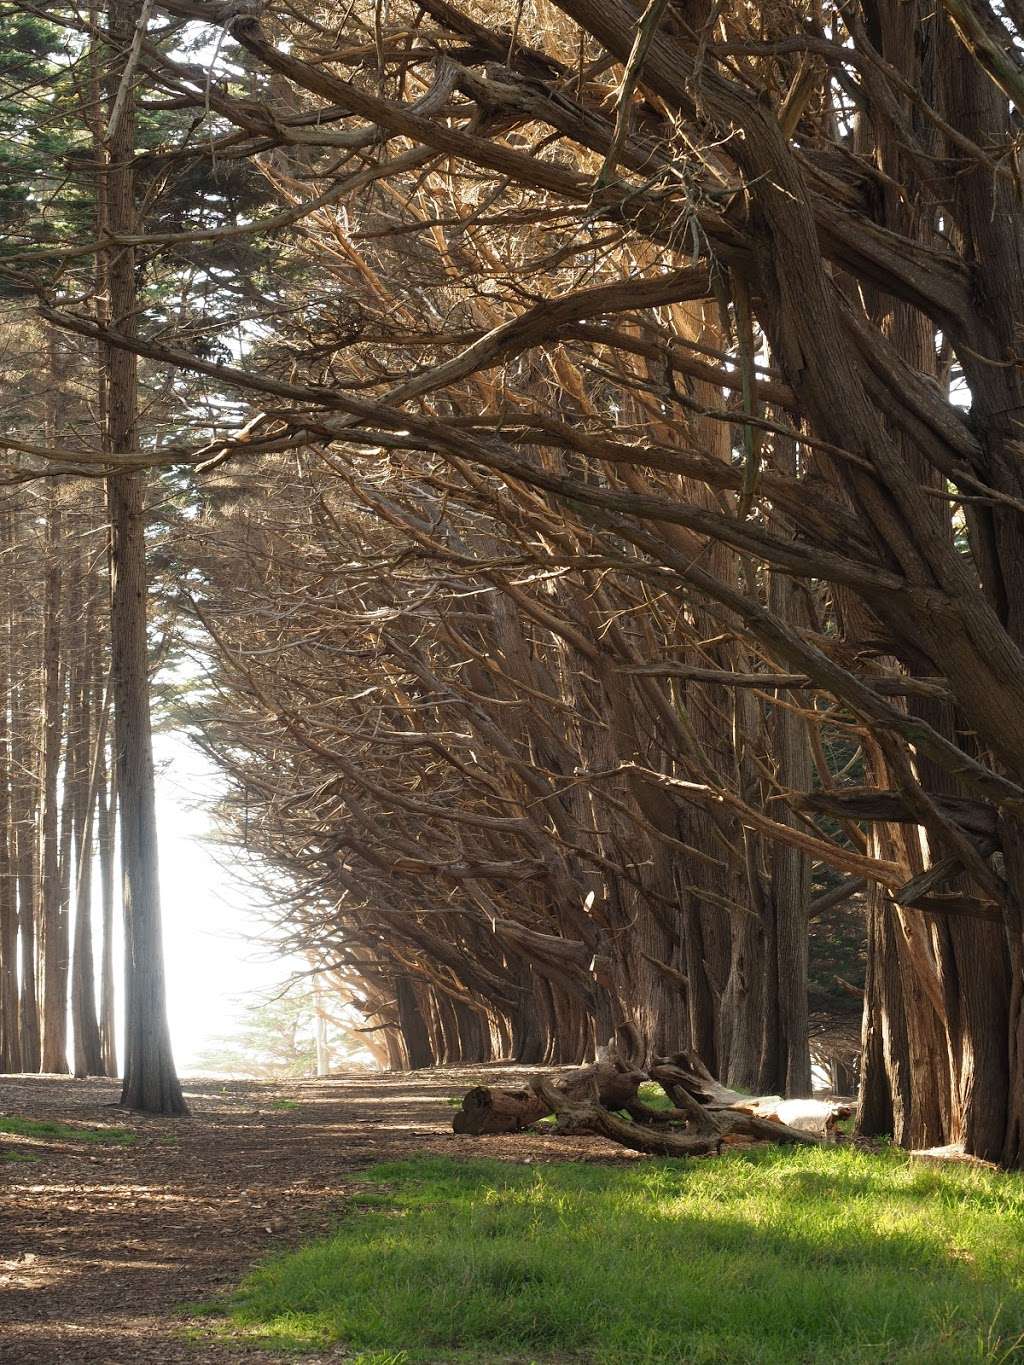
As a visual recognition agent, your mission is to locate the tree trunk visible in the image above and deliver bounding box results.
[106,0,185,1115]
[856,890,904,1139]
[38,474,67,1074]
[107,467,184,1111]
[9,516,40,1071]
[71,644,107,1078]
[0,504,20,1071]
[396,974,433,1069]
[97,740,117,1076]
[763,557,812,1096]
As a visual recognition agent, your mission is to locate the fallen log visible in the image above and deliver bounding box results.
[451,1048,844,1153]
[741,1098,854,1137]
[452,1086,545,1135]
[531,1073,820,1152]
[710,1108,824,1147]
[451,1060,645,1135]
[531,1075,723,1157]
[651,1049,768,1108]
[652,1050,850,1139]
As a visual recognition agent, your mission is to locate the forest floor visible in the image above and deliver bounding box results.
[5,1068,1024,1365]
[0,1065,634,1365]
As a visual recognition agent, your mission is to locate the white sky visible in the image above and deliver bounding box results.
[150,728,308,1071]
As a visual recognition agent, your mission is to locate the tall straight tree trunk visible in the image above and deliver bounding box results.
[105,0,185,1114]
[38,471,68,1074]
[97,745,117,1077]
[71,613,105,1078]
[89,5,118,1084]
[53,528,82,1065]
[0,504,20,1071]
[10,508,40,1071]
[312,970,331,1078]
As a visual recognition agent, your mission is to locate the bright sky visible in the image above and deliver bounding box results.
[150,728,307,1072]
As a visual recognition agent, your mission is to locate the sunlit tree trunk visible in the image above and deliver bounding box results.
[0,503,20,1071]
[105,0,185,1114]
[38,465,68,1074]
[71,627,106,1078]
[9,506,40,1071]
[97,746,118,1077]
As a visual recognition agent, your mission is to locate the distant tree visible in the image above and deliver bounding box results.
[191,985,369,1079]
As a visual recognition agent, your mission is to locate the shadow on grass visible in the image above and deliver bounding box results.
[202,1147,1024,1364]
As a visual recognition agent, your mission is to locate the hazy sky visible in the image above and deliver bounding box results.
[151,729,306,1071]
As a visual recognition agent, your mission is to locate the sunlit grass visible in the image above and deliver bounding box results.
[205,1148,1024,1363]
[0,1116,136,1144]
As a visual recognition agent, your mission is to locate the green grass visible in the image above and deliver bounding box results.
[268,1099,300,1112]
[0,1116,136,1145]
[0,1149,38,1162]
[633,1080,676,1112]
[205,1148,1024,1364]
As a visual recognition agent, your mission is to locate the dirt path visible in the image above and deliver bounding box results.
[1,1067,631,1363]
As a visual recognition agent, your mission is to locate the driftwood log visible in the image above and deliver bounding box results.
[452,1061,646,1134]
[451,1046,848,1155]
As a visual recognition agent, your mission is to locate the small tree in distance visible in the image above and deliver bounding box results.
[191,985,375,1080]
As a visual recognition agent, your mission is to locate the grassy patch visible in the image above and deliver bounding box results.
[208,1148,1024,1363]
[632,1080,676,1112]
[0,1149,38,1162]
[0,1116,136,1145]
[267,1099,300,1112]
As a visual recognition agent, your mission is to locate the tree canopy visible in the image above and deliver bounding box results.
[2,0,1024,1165]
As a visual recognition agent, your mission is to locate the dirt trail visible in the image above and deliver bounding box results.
[1,1067,631,1363]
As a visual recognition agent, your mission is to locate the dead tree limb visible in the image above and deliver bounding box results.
[452,1051,828,1152]
[451,1060,646,1134]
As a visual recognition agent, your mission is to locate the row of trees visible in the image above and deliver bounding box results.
[185,412,864,1089]
[0,433,117,1078]
[4,0,1024,1167]
[0,1,185,1107]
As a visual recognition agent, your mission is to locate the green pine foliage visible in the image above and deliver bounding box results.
[190,986,357,1079]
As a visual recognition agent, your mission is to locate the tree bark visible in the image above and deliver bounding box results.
[452,1060,646,1134]
[72,645,107,1078]
[396,974,434,1068]
[106,0,185,1115]
[10,511,40,1071]
[0,504,20,1071]
[38,472,68,1074]
[97,740,117,1077]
